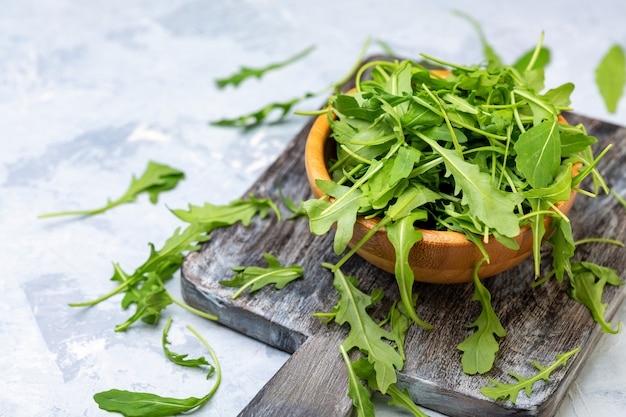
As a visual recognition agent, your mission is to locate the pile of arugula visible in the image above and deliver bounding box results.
[300,35,624,414]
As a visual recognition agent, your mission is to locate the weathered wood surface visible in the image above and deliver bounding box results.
[181,68,626,416]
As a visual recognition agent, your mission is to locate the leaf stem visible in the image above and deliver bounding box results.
[170,296,219,321]
[574,237,625,247]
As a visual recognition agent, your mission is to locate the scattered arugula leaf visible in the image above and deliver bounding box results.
[70,195,280,331]
[323,263,404,394]
[94,321,221,417]
[567,261,624,334]
[340,345,376,417]
[595,44,625,114]
[39,161,185,218]
[352,357,431,417]
[162,317,213,374]
[480,347,580,404]
[457,259,506,375]
[215,45,315,89]
[171,193,281,225]
[211,93,316,129]
[220,253,303,299]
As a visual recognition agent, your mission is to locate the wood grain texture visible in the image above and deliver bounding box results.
[181,59,626,417]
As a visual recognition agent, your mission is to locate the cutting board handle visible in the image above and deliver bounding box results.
[237,327,353,417]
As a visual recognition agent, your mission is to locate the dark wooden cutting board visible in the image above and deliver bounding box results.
[181,63,626,416]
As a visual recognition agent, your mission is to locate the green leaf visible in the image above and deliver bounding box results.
[547,217,575,282]
[522,163,572,203]
[39,161,185,218]
[95,321,222,417]
[559,125,597,156]
[386,212,432,329]
[512,46,551,72]
[162,317,213,374]
[420,135,521,238]
[330,266,404,394]
[211,93,315,129]
[94,389,206,417]
[171,194,280,226]
[215,45,315,88]
[480,347,580,404]
[544,83,574,109]
[220,253,303,299]
[340,347,376,417]
[514,119,561,189]
[304,180,364,254]
[71,195,276,330]
[567,262,623,334]
[352,357,431,417]
[514,88,556,126]
[457,259,506,375]
[595,44,625,113]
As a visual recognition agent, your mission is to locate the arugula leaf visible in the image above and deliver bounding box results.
[71,195,279,330]
[220,253,303,299]
[420,135,521,238]
[547,217,575,282]
[215,45,315,89]
[514,119,561,189]
[94,389,208,417]
[304,179,364,254]
[162,317,213,374]
[95,321,221,417]
[595,44,625,113]
[457,259,506,375]
[171,193,281,225]
[567,262,623,334]
[328,265,404,394]
[39,161,185,218]
[340,346,376,417]
[211,93,315,129]
[352,357,431,417]
[480,347,580,404]
[386,212,432,329]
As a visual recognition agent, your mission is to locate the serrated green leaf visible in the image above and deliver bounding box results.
[162,317,213,375]
[171,194,280,226]
[95,321,221,416]
[39,161,185,218]
[211,93,315,129]
[457,260,506,375]
[480,347,579,404]
[304,180,364,254]
[215,45,315,89]
[331,267,404,394]
[595,44,625,113]
[568,262,623,334]
[340,348,376,417]
[352,357,430,417]
[420,135,521,237]
[220,253,303,299]
[548,217,575,282]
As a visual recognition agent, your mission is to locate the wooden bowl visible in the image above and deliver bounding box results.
[304,102,577,284]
